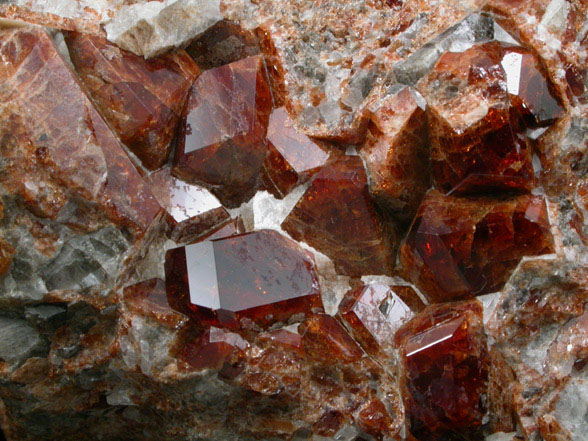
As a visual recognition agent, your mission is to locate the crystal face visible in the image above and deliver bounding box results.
[281,156,397,276]
[262,107,336,199]
[65,33,200,170]
[419,41,563,195]
[399,190,555,303]
[395,300,490,441]
[172,55,273,207]
[165,229,322,328]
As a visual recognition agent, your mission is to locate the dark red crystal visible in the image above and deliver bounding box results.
[395,300,490,441]
[281,156,397,276]
[165,229,322,329]
[399,190,554,303]
[172,55,273,207]
[65,32,200,170]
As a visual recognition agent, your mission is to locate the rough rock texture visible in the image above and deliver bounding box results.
[0,0,587,440]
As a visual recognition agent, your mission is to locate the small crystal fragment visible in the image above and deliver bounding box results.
[299,313,364,363]
[172,55,273,207]
[360,86,430,223]
[418,41,563,195]
[65,33,200,170]
[165,229,322,329]
[399,190,554,302]
[262,107,337,199]
[395,300,490,441]
[186,20,259,70]
[281,156,397,276]
[0,238,15,277]
[147,167,230,243]
[337,284,419,356]
[180,326,248,371]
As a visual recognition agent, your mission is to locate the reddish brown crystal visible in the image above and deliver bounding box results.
[281,156,397,276]
[0,28,162,237]
[180,326,248,371]
[123,278,186,329]
[165,229,322,329]
[147,167,230,243]
[0,238,15,277]
[299,313,364,363]
[172,55,273,207]
[399,190,554,303]
[337,284,419,356]
[186,20,259,70]
[65,33,200,170]
[395,300,490,441]
[418,41,563,195]
[262,107,337,198]
[360,86,430,223]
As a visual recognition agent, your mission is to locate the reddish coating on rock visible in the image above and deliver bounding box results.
[418,41,563,195]
[186,20,259,70]
[0,28,162,237]
[281,155,397,276]
[0,238,15,277]
[299,313,364,363]
[262,107,337,198]
[65,32,200,170]
[360,86,430,223]
[338,284,418,356]
[147,167,230,243]
[172,55,273,208]
[165,229,322,329]
[395,300,490,441]
[399,190,554,303]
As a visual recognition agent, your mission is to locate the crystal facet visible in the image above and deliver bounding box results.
[399,190,554,302]
[165,229,322,329]
[172,55,273,207]
[395,300,490,441]
[282,156,397,276]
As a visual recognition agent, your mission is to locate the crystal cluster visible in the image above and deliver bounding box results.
[0,1,582,441]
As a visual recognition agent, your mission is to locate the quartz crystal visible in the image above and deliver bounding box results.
[165,229,322,329]
[282,156,397,276]
[399,190,554,302]
[172,55,273,207]
[419,41,563,195]
[395,300,490,441]
[66,33,200,170]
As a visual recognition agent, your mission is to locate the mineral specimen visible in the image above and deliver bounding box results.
[282,156,397,276]
[165,229,322,329]
[172,55,273,207]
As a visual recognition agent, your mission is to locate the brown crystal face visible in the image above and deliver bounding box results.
[281,156,397,276]
[419,41,563,195]
[262,107,336,199]
[395,300,490,441]
[360,86,431,223]
[186,20,259,70]
[399,190,554,303]
[172,55,273,208]
[165,229,322,329]
[65,32,200,170]
[179,326,248,372]
[0,27,162,238]
[147,167,230,243]
[337,284,420,357]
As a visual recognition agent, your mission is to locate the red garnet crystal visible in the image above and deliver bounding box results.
[165,229,322,329]
[262,107,337,199]
[123,278,185,329]
[0,28,161,237]
[399,190,554,303]
[360,86,430,223]
[281,156,397,276]
[179,326,248,371]
[394,300,490,441]
[147,166,230,243]
[337,284,422,356]
[172,55,273,208]
[65,33,200,170]
[418,41,563,195]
